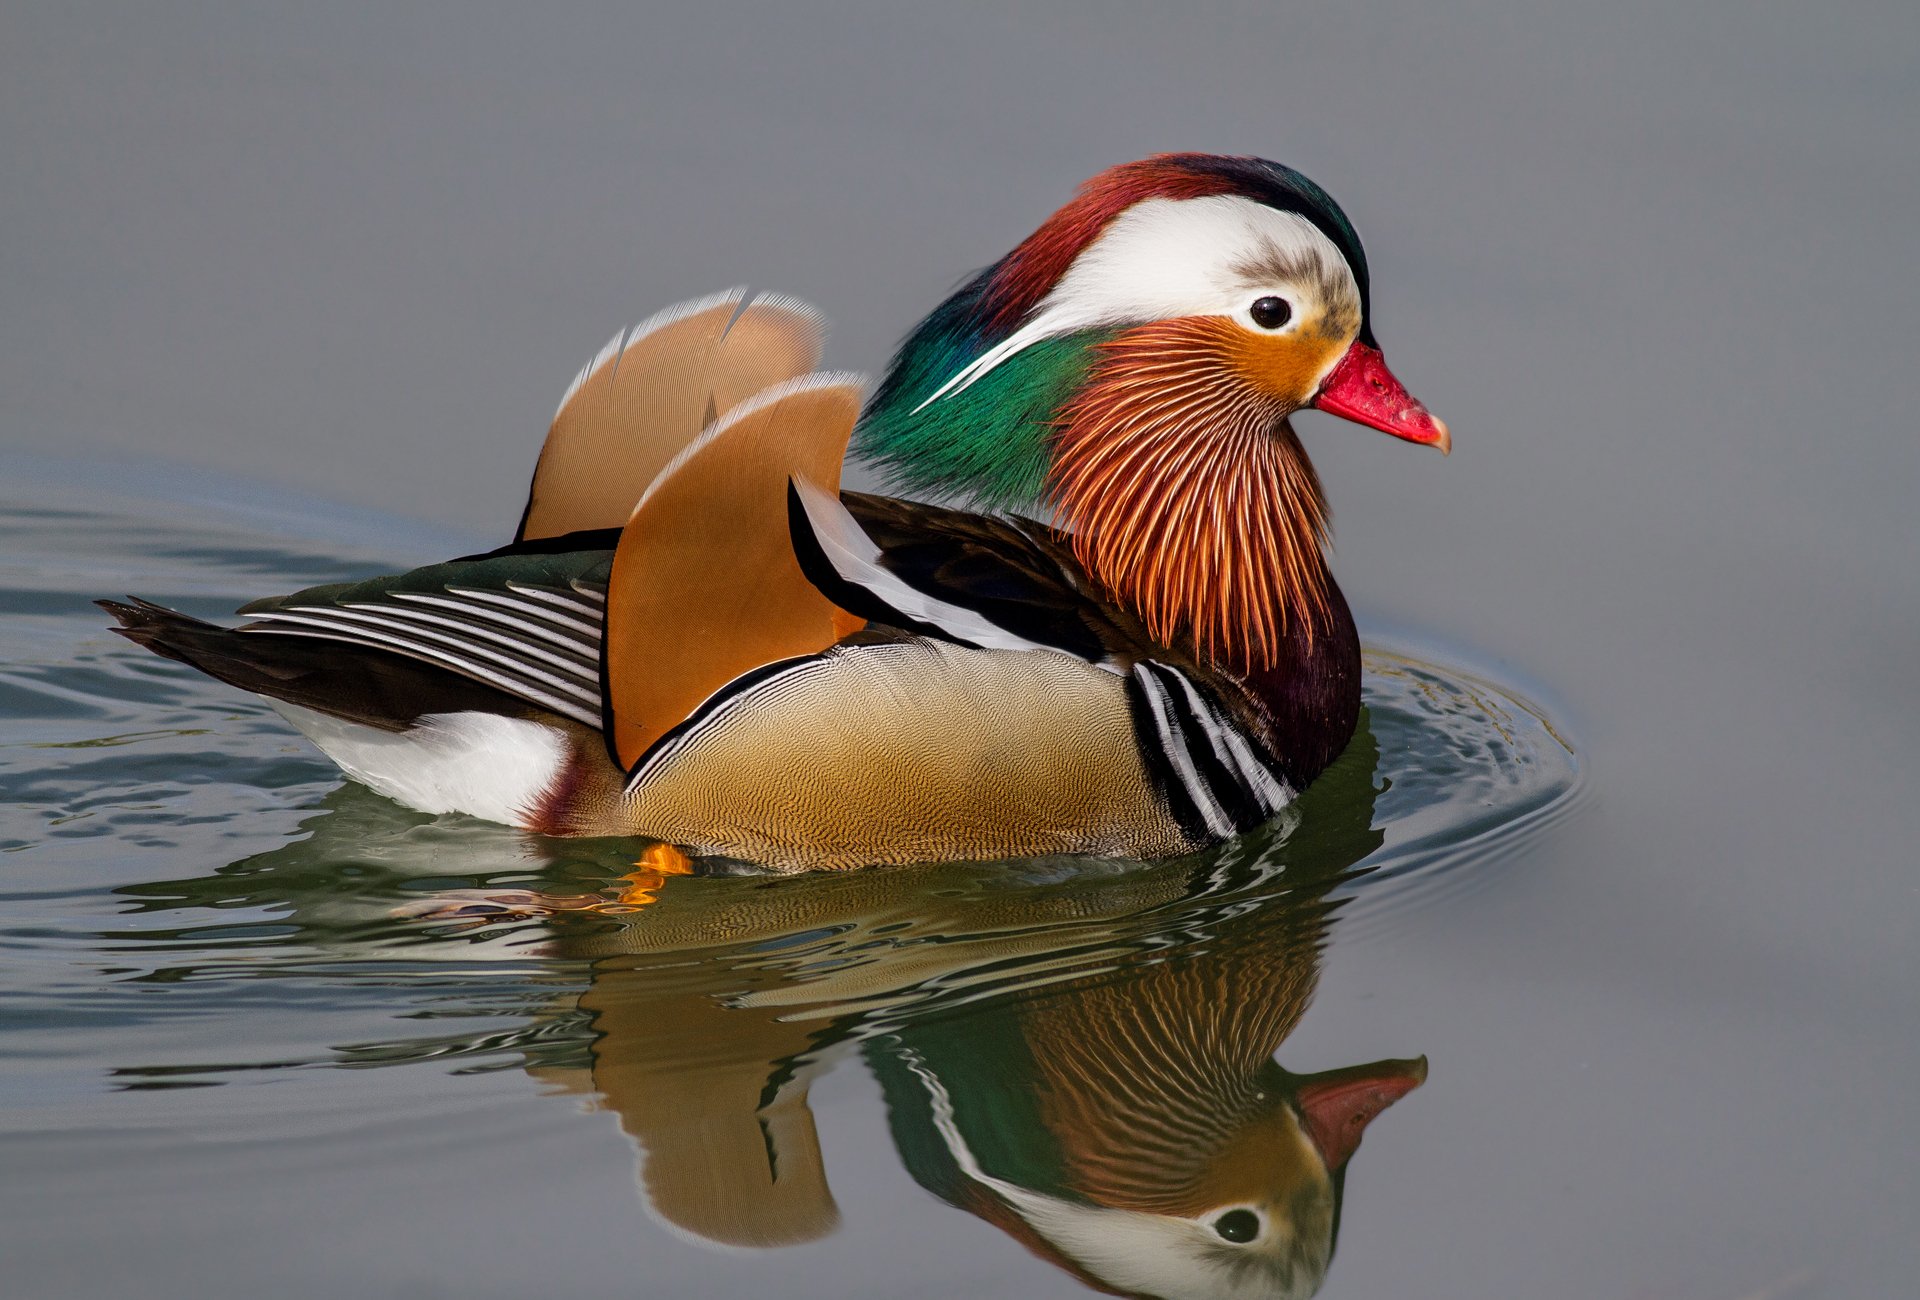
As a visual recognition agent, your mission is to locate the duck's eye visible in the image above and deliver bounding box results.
[1249,297,1293,330]
[1212,1209,1261,1243]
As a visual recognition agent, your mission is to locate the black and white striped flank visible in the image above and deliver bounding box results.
[1126,661,1293,840]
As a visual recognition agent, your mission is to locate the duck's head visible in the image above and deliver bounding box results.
[937,1055,1428,1300]
[856,154,1447,666]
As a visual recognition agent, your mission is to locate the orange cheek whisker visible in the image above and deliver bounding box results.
[1049,320,1331,671]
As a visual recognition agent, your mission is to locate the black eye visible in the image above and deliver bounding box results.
[1249,297,1292,330]
[1212,1209,1260,1243]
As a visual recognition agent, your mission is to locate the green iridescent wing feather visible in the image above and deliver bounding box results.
[236,546,613,617]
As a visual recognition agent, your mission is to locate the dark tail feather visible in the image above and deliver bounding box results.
[99,597,529,732]
[102,596,298,682]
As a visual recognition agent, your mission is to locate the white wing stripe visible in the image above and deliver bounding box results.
[244,608,599,710]
[386,591,599,660]
[238,576,609,729]
[1157,663,1292,813]
[294,607,598,701]
[1214,717,1293,811]
[503,584,605,632]
[1131,665,1236,838]
[340,602,598,672]
[439,586,603,639]
[791,480,1083,660]
[241,617,600,726]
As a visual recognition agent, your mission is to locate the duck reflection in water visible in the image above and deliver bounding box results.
[119,715,1420,1297]
[517,716,1422,1299]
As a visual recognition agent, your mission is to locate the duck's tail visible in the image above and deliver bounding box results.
[98,597,524,731]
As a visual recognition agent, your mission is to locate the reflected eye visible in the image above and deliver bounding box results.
[1212,1209,1261,1243]
[1249,297,1292,330]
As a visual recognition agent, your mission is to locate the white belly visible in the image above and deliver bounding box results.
[270,702,567,826]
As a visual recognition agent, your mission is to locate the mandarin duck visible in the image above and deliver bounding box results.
[102,154,1448,871]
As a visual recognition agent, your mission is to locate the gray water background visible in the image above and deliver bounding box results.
[3,2,1917,1297]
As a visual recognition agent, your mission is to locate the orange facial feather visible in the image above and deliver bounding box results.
[1050,319,1336,670]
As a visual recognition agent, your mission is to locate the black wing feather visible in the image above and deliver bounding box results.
[99,598,532,731]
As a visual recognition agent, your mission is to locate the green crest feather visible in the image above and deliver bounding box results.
[853,273,1111,508]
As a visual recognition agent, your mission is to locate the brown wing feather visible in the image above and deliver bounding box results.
[605,375,867,768]
[518,292,825,541]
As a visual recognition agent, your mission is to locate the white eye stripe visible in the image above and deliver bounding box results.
[916,196,1359,409]
[1055,197,1351,321]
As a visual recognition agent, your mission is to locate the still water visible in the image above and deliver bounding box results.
[1,466,1582,1298]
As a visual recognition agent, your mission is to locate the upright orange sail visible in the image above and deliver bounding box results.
[519,291,824,540]
[605,375,867,767]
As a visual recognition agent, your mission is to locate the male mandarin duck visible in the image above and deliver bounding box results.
[102,153,1449,871]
